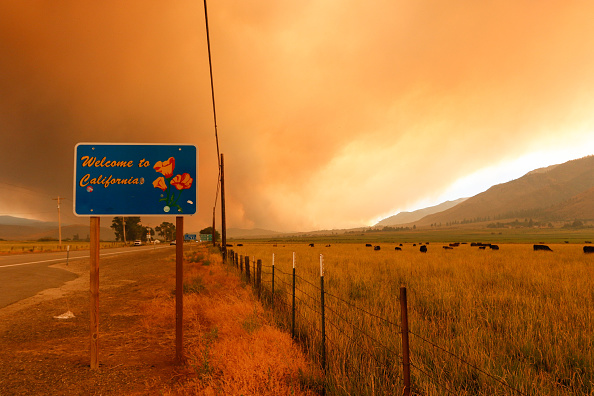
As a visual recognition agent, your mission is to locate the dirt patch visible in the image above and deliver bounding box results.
[0,246,321,395]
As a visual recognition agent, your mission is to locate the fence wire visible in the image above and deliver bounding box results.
[225,249,530,396]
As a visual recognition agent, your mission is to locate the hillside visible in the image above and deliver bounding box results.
[0,216,115,241]
[414,156,594,226]
[375,198,467,226]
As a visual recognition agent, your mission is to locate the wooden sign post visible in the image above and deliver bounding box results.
[74,143,197,370]
[176,216,184,363]
[90,216,100,369]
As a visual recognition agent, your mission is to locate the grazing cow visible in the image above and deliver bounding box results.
[564,241,569,244]
[309,243,314,247]
[326,244,331,247]
[533,244,553,252]
[413,244,417,247]
[479,246,486,250]
[586,241,592,244]
[395,247,402,251]
[374,246,381,251]
[237,244,244,247]
[443,246,453,250]
[420,245,427,253]
[366,243,372,247]
[399,243,403,246]
[490,245,499,250]
[583,246,594,253]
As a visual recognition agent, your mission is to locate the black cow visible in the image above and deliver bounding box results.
[413,243,417,247]
[395,247,402,251]
[420,245,427,253]
[366,243,372,247]
[399,243,403,246]
[374,246,381,251]
[309,243,314,247]
[443,246,453,250]
[583,246,594,254]
[325,244,331,247]
[490,245,499,250]
[479,246,486,250]
[534,244,553,252]
[237,243,244,247]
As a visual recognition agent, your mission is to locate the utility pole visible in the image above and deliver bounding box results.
[122,216,126,245]
[53,196,62,246]
[220,153,226,260]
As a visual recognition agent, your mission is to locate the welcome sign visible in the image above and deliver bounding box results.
[74,143,197,216]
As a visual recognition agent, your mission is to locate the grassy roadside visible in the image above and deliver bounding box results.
[0,240,124,255]
[0,244,322,395]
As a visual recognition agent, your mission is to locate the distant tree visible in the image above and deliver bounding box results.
[199,226,220,240]
[155,222,176,241]
[111,217,145,242]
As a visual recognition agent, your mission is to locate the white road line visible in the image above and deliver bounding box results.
[0,246,172,269]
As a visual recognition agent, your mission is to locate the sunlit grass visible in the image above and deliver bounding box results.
[230,242,594,395]
[142,245,322,395]
[0,240,123,254]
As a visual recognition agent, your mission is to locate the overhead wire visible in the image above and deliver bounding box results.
[203,0,222,218]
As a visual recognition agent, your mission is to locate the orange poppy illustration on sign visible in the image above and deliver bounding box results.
[153,157,175,178]
[153,157,193,213]
[171,173,193,190]
[152,177,167,191]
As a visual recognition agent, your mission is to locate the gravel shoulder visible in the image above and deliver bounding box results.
[0,247,185,395]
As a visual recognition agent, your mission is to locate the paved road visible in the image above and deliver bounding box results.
[0,245,173,309]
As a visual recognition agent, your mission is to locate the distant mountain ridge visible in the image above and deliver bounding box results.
[0,216,115,241]
[375,198,467,226]
[227,228,283,238]
[413,155,594,226]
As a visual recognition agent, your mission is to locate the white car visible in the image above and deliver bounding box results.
[133,240,142,246]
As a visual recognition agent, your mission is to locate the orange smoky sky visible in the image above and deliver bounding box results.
[1,1,594,232]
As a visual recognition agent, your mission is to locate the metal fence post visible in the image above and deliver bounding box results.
[257,259,262,299]
[292,252,296,339]
[271,253,275,308]
[400,286,411,396]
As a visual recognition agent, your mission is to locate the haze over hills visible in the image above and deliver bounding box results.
[2,156,594,240]
[375,198,467,227]
[0,216,115,241]
[410,155,594,227]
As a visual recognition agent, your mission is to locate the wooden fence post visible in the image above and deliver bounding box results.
[239,254,243,272]
[320,254,326,376]
[252,257,257,287]
[400,286,411,396]
[245,256,250,281]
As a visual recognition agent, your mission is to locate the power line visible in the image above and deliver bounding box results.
[203,0,222,218]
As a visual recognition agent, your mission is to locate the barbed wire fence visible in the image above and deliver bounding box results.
[222,248,530,396]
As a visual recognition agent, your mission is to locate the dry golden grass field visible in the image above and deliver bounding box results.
[228,242,594,395]
[0,241,122,255]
